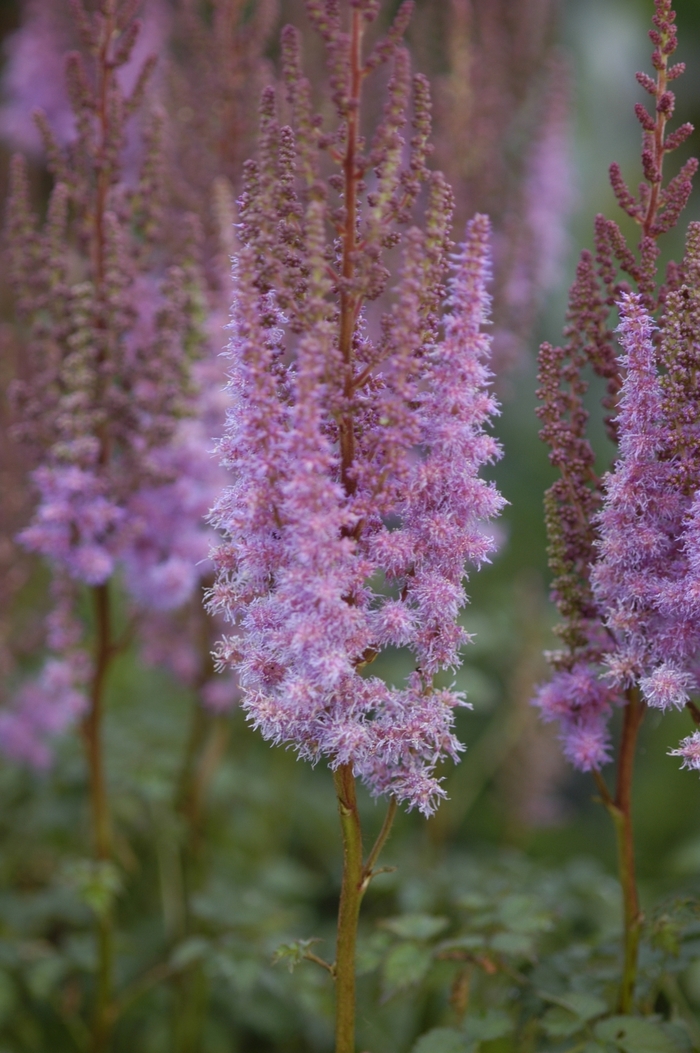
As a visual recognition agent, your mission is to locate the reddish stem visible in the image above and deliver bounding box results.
[642,25,674,237]
[338,8,365,497]
[593,688,645,1013]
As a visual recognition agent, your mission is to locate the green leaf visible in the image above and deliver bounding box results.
[497,894,552,935]
[271,937,324,973]
[26,956,68,1000]
[651,914,682,956]
[541,990,608,1022]
[436,935,486,954]
[0,973,17,1025]
[356,931,391,976]
[490,930,533,956]
[381,914,450,940]
[542,1006,587,1038]
[169,936,211,971]
[462,1009,513,1042]
[211,953,261,994]
[594,1016,683,1053]
[62,859,123,917]
[382,941,433,995]
[411,1027,470,1053]
[660,1023,693,1053]
[458,893,489,911]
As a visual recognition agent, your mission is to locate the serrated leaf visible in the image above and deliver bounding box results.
[594,1016,682,1052]
[381,914,450,941]
[411,1027,470,1053]
[271,937,323,973]
[382,941,433,995]
[462,1009,513,1042]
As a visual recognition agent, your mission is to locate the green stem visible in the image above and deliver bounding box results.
[362,797,397,891]
[171,602,228,1052]
[81,583,115,1053]
[593,688,645,1014]
[333,764,364,1053]
[333,765,396,1053]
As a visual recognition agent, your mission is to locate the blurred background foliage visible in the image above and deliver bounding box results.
[1,0,700,1050]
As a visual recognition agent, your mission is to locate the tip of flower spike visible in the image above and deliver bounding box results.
[446,213,493,331]
[615,291,657,339]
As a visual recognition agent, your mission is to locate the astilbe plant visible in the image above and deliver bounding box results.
[206,0,503,1047]
[3,1,209,1048]
[533,0,700,1015]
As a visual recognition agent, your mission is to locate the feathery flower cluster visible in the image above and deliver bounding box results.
[533,0,700,772]
[209,0,503,816]
[1,0,209,765]
[592,294,700,710]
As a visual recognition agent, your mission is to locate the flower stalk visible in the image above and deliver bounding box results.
[333,765,365,1053]
[333,765,397,1053]
[593,689,645,1013]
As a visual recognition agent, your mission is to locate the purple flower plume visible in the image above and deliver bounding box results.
[0,655,88,771]
[591,294,694,707]
[206,5,504,815]
[535,290,700,769]
[2,0,215,767]
[533,663,614,771]
[208,170,503,812]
